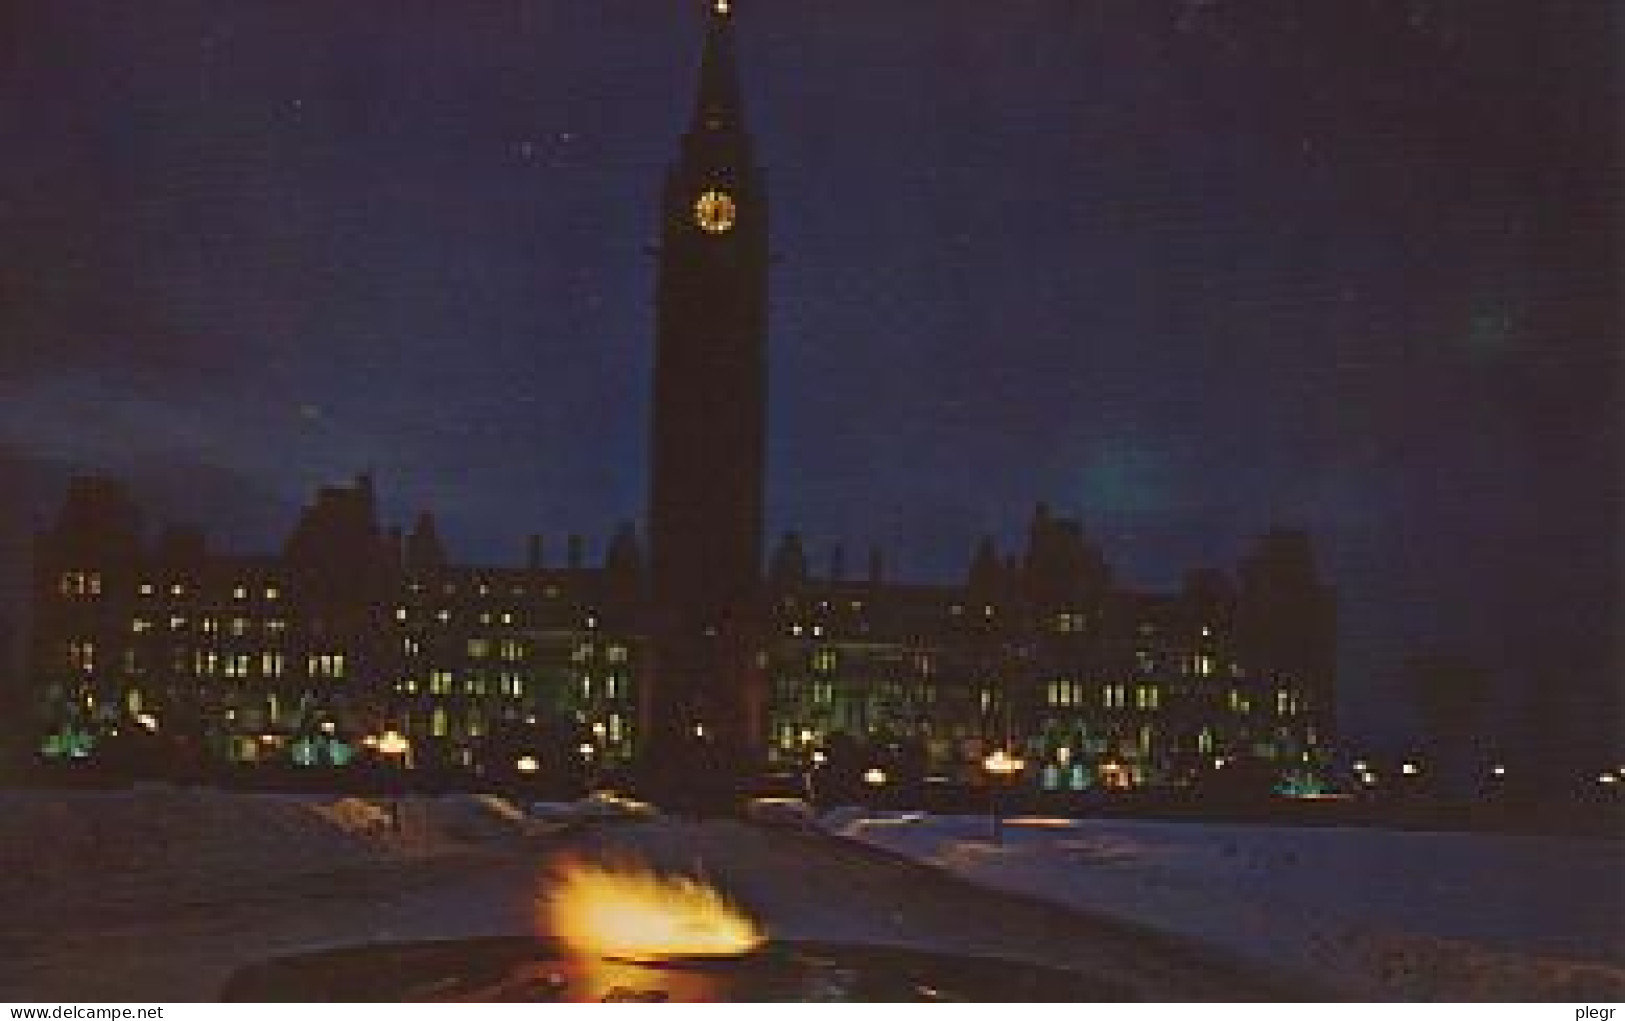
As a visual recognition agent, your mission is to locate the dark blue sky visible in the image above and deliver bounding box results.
[0,1,1618,755]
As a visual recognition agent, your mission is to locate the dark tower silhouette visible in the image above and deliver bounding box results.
[645,0,768,795]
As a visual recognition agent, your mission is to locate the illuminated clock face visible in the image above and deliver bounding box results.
[694,189,737,234]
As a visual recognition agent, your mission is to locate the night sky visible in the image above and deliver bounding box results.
[0,1,1618,757]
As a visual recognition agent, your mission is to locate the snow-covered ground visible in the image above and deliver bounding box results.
[826,810,1625,1000]
[0,787,526,925]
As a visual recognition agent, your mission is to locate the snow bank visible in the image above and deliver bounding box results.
[829,812,1625,1000]
[0,787,494,923]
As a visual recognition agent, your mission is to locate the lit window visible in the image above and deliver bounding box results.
[230,618,248,637]
[139,582,155,596]
[170,583,184,597]
[131,619,151,634]
[233,586,248,600]
[308,654,346,679]
[468,638,491,659]
[67,640,95,672]
[395,606,408,622]
[812,648,837,673]
[606,644,628,664]
[265,586,280,600]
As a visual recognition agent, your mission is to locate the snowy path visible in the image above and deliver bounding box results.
[829,812,1625,1000]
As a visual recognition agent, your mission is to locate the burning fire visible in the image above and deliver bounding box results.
[541,854,765,961]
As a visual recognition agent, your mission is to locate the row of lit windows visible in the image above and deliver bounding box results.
[1049,680,1163,709]
[399,607,598,628]
[135,582,280,600]
[400,674,527,699]
[133,617,289,637]
[406,580,565,600]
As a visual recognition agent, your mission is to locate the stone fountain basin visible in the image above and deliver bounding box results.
[222,935,1134,1002]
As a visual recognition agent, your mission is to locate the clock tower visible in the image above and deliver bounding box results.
[644,0,768,795]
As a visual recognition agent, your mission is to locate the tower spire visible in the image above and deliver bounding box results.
[693,0,743,132]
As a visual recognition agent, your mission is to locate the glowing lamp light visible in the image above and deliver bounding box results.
[578,743,596,758]
[810,750,828,766]
[1490,764,1507,778]
[516,755,541,775]
[377,730,410,758]
[862,767,888,786]
[692,722,707,739]
[982,749,1025,777]
[1599,773,1618,786]
[135,712,159,732]
[1401,761,1420,776]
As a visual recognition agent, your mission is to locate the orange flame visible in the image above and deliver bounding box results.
[541,853,765,961]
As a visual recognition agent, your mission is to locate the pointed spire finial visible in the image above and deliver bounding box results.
[693,0,743,131]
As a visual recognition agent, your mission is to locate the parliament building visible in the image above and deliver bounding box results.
[25,3,1336,795]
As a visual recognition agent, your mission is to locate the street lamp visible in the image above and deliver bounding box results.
[982,749,1026,844]
[377,730,411,832]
